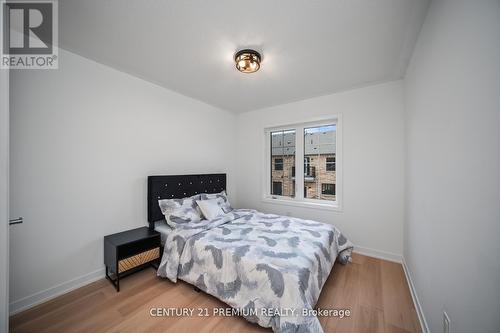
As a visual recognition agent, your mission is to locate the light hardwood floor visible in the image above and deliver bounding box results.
[10,254,421,333]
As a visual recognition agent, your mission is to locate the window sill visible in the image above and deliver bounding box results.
[261,197,342,212]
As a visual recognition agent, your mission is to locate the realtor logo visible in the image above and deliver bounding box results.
[1,0,58,69]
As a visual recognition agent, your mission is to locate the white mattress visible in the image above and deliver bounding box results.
[154,220,172,245]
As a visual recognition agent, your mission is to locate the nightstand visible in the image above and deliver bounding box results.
[104,227,161,292]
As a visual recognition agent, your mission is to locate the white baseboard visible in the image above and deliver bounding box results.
[9,267,105,315]
[353,245,403,263]
[402,258,429,333]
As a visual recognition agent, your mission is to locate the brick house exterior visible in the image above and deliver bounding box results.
[271,126,336,201]
[271,154,336,201]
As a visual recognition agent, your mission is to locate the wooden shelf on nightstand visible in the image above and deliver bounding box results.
[104,227,161,292]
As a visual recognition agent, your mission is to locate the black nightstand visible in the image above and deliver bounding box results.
[104,227,161,292]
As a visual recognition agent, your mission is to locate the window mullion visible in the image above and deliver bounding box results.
[295,126,305,201]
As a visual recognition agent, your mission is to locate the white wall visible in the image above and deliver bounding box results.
[1,67,10,331]
[9,49,236,312]
[235,81,405,258]
[404,0,500,332]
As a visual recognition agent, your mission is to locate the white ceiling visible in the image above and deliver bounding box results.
[60,0,429,113]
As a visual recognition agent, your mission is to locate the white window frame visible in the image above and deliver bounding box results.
[262,115,343,211]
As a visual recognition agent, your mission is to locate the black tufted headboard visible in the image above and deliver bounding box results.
[147,173,227,229]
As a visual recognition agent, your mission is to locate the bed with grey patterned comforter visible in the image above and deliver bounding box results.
[157,209,353,333]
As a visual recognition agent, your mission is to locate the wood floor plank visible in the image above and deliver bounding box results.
[109,281,211,333]
[9,279,109,329]
[380,260,422,333]
[39,269,161,333]
[353,304,385,333]
[10,255,422,333]
[318,259,360,333]
[357,256,383,310]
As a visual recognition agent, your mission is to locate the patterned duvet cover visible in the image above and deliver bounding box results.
[157,209,353,333]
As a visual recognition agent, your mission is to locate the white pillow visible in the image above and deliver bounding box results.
[197,199,225,221]
[200,190,233,213]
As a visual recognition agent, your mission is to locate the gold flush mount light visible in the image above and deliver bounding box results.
[234,49,261,73]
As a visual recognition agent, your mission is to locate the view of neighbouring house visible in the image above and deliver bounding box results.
[271,125,336,201]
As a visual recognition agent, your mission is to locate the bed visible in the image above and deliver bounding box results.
[148,174,353,333]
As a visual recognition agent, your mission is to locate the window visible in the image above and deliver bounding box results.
[322,183,335,195]
[270,129,295,198]
[326,156,336,171]
[265,118,341,209]
[272,182,283,195]
[304,124,336,201]
[274,158,283,171]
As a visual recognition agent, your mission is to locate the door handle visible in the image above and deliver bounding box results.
[9,217,23,225]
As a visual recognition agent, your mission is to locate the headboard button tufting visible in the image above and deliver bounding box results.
[148,174,226,229]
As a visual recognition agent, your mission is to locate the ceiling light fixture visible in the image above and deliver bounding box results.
[234,49,261,73]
